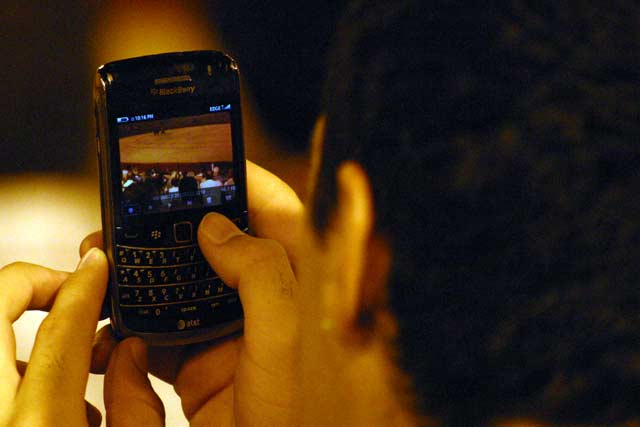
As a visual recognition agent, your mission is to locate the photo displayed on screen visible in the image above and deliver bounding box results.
[118,111,236,215]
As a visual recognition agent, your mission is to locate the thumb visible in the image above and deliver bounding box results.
[197,212,298,369]
[104,338,165,427]
[197,213,298,331]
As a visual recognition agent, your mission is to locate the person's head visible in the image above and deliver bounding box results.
[296,1,640,426]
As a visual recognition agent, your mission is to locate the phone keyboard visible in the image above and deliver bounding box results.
[115,244,242,333]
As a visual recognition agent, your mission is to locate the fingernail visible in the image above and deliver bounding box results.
[199,213,241,245]
[78,247,99,270]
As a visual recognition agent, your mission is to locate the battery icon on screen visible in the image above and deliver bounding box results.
[116,117,129,123]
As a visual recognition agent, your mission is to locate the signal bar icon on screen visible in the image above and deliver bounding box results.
[209,104,232,112]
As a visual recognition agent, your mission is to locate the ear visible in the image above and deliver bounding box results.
[323,161,392,345]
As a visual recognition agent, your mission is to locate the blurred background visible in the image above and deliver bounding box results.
[1,2,346,425]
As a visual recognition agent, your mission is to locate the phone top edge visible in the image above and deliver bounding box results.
[97,50,237,75]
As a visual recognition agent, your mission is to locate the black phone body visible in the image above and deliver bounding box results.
[94,51,247,345]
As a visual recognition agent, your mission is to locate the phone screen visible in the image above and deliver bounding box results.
[117,109,237,217]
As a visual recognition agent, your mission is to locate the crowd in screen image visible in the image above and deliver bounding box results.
[121,163,235,206]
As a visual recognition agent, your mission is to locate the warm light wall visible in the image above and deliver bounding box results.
[89,2,224,67]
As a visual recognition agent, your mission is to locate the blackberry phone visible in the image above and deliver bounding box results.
[94,51,247,345]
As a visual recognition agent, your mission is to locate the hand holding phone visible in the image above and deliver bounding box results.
[83,161,304,427]
[94,51,248,345]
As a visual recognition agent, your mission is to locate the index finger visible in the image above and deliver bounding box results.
[0,262,69,322]
[0,263,69,404]
[15,248,108,424]
[79,231,103,257]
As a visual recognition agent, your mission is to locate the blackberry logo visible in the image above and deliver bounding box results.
[150,86,196,96]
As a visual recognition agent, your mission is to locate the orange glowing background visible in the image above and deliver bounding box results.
[2,5,226,427]
[1,2,226,267]
[89,2,223,67]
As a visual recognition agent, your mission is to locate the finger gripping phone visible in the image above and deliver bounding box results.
[94,51,248,345]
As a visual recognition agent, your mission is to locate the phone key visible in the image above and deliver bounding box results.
[117,248,129,264]
[203,263,215,278]
[187,284,198,299]
[117,268,129,284]
[171,249,184,265]
[178,265,191,282]
[136,307,151,316]
[201,282,212,297]
[187,247,199,263]
[179,304,198,313]
[173,268,185,283]
[206,296,244,323]
[158,269,170,283]
[119,289,132,302]
[174,285,187,301]
[132,269,144,285]
[154,306,168,317]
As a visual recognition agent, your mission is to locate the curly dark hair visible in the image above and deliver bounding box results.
[312,1,640,425]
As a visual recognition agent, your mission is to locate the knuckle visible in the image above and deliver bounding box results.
[29,319,73,376]
[35,315,59,339]
[35,350,67,375]
[0,262,31,276]
[241,237,293,275]
[35,314,70,347]
[243,238,298,298]
[253,238,288,264]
